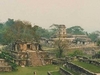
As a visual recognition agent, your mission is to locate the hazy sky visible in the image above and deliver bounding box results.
[0,0,100,32]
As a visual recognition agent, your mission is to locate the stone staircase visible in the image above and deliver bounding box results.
[29,51,45,66]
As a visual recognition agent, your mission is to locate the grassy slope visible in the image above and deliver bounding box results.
[72,61,100,73]
[0,65,61,75]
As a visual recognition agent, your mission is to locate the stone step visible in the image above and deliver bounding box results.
[29,51,44,66]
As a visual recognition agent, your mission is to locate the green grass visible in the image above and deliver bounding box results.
[51,71,61,75]
[51,67,79,75]
[72,61,100,73]
[0,65,61,75]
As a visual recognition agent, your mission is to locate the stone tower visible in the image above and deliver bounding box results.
[56,25,67,39]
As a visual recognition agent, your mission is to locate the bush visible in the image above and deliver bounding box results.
[0,51,17,71]
[68,50,84,57]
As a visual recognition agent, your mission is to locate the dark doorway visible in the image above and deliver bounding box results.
[27,44,30,49]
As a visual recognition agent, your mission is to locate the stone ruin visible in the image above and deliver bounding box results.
[9,40,52,67]
[45,25,94,48]
[0,59,12,72]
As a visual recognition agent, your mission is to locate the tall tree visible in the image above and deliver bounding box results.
[88,31,100,41]
[32,25,40,42]
[55,40,70,58]
[50,24,70,58]
[5,18,14,27]
[36,26,53,39]
[67,26,85,35]
[1,19,36,44]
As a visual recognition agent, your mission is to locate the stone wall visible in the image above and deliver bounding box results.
[47,71,52,75]
[59,67,73,75]
[0,66,12,72]
[79,59,100,66]
[66,62,96,75]
[77,55,100,66]
[0,59,12,72]
[64,46,100,56]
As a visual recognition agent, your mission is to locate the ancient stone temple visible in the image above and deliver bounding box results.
[10,40,52,67]
[10,40,45,67]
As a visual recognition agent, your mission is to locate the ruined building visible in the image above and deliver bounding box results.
[51,25,91,44]
[10,40,52,67]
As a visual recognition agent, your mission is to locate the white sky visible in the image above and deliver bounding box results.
[0,0,100,32]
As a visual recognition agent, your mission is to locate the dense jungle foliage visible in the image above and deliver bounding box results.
[0,19,100,45]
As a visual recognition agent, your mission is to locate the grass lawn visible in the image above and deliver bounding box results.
[72,61,100,73]
[51,71,61,75]
[0,65,61,75]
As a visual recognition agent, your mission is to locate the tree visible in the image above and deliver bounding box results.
[67,26,85,35]
[50,24,60,35]
[88,31,100,41]
[55,40,70,58]
[50,24,70,58]
[0,19,40,44]
[0,23,4,43]
[0,23,3,31]
[3,20,33,43]
[36,27,52,39]
[32,25,40,42]
[68,50,84,57]
[5,18,14,27]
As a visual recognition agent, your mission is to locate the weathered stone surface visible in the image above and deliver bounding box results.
[0,59,12,72]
